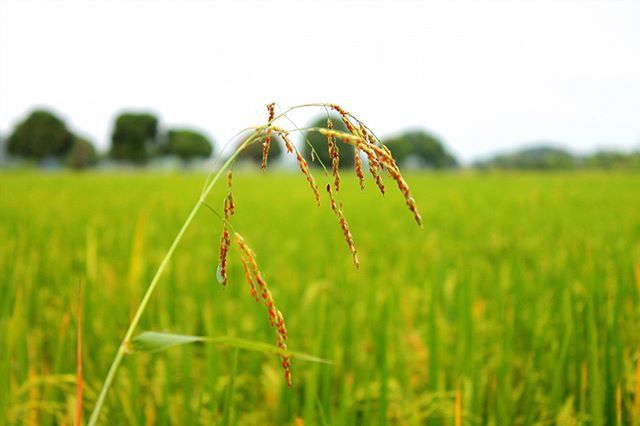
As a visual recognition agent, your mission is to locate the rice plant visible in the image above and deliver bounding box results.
[87,103,421,424]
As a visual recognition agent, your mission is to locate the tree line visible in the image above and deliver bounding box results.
[473,145,640,170]
[3,109,215,168]
[1,109,459,170]
[2,108,638,170]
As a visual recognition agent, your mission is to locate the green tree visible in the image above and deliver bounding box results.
[66,136,98,169]
[236,130,283,164]
[384,130,457,168]
[110,112,158,163]
[302,115,355,168]
[583,150,640,169]
[164,129,213,162]
[7,109,74,159]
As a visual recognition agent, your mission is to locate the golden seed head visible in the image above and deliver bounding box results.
[295,152,320,206]
[276,128,295,154]
[267,102,275,122]
[359,124,385,195]
[354,149,365,191]
[329,104,356,135]
[217,228,231,286]
[325,184,359,268]
[234,232,292,386]
[261,128,272,170]
[326,119,341,191]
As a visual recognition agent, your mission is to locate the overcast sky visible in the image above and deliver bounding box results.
[1,0,639,162]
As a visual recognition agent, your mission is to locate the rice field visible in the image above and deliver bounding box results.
[1,171,639,425]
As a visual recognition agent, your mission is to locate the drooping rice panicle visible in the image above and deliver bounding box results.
[277,128,295,154]
[274,126,320,206]
[326,184,360,268]
[235,232,292,386]
[326,118,341,191]
[239,256,259,302]
[360,124,385,194]
[217,171,235,286]
[218,228,231,286]
[317,127,422,226]
[296,151,321,206]
[372,144,422,225]
[379,158,422,226]
[261,103,276,169]
[329,104,356,135]
[225,171,235,216]
[354,147,365,190]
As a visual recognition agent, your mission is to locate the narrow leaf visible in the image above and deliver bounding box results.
[127,331,205,354]
[127,331,331,364]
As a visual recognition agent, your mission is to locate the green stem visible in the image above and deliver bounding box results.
[88,129,262,425]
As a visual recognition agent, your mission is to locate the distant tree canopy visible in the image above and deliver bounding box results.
[66,136,98,169]
[583,150,640,169]
[164,129,213,161]
[384,130,457,168]
[475,145,576,170]
[7,110,74,159]
[303,115,355,168]
[235,130,283,164]
[110,112,158,163]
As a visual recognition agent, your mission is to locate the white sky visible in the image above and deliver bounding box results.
[1,0,639,162]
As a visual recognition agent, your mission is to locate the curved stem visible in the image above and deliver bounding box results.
[88,129,262,425]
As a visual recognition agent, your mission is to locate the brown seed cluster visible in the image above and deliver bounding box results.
[360,124,385,195]
[326,184,359,268]
[217,171,235,286]
[267,125,320,205]
[277,128,295,154]
[261,103,276,170]
[235,233,292,387]
[330,104,356,135]
[326,119,341,191]
[296,151,320,206]
[318,127,423,226]
[354,148,365,190]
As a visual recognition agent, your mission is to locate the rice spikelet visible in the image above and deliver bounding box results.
[354,148,365,190]
[378,154,422,226]
[276,128,295,154]
[360,124,385,194]
[267,103,275,124]
[297,152,320,206]
[326,184,359,268]
[218,228,231,286]
[217,171,235,286]
[326,119,341,191]
[240,256,259,302]
[329,104,356,135]
[272,126,319,204]
[235,233,292,386]
[225,172,235,216]
[261,103,276,169]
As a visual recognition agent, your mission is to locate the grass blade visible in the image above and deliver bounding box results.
[127,331,332,364]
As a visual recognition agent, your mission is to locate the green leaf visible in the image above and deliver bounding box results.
[127,331,204,353]
[127,331,331,364]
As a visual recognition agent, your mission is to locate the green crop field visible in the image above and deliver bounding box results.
[1,172,639,425]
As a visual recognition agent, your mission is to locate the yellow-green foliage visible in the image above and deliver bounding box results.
[1,172,639,425]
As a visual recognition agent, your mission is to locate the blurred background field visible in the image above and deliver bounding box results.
[1,171,639,425]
